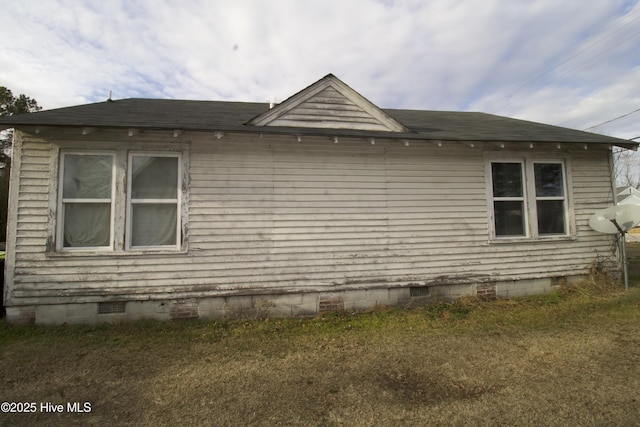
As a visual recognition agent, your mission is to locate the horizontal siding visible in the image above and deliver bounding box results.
[571,151,615,242]
[7,133,618,303]
[268,87,392,131]
[12,243,604,275]
[14,139,52,263]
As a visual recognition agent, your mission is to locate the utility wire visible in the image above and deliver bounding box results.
[480,7,640,112]
[497,28,640,111]
[583,107,640,131]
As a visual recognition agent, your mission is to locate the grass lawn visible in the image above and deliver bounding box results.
[1,270,640,425]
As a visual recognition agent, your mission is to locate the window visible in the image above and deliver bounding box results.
[126,153,181,250]
[57,152,115,250]
[534,163,566,235]
[56,150,183,252]
[491,162,526,237]
[489,158,568,239]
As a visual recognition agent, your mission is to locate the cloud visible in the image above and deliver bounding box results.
[0,0,638,139]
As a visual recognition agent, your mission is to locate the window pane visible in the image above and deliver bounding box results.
[63,155,112,199]
[63,203,111,247]
[494,201,525,236]
[535,163,564,197]
[131,204,177,247]
[537,200,565,234]
[131,156,178,199]
[492,163,523,197]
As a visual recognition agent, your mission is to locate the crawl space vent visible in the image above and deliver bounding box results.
[98,302,126,314]
[410,287,430,297]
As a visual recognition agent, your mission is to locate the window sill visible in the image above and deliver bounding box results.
[47,249,188,258]
[489,235,577,244]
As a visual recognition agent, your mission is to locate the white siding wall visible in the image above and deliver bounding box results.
[6,131,617,307]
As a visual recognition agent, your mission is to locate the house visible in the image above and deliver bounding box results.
[0,74,636,324]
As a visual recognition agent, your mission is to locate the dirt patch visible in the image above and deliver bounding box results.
[379,368,495,405]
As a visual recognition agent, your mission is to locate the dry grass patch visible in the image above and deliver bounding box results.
[1,280,640,426]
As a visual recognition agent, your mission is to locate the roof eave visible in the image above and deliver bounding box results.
[9,122,637,149]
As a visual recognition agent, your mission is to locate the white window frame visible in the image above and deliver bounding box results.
[486,154,571,241]
[56,151,116,251]
[490,159,529,238]
[125,152,182,251]
[531,160,569,237]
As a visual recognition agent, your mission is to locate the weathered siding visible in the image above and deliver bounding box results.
[5,130,617,313]
[267,87,392,131]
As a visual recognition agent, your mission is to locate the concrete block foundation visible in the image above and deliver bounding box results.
[5,275,589,324]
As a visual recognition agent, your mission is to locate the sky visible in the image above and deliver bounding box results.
[1,0,639,140]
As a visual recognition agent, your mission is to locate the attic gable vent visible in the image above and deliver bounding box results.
[248,74,409,133]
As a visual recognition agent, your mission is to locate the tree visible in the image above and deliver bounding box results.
[0,87,42,242]
[614,149,640,189]
[0,87,42,168]
[0,87,41,116]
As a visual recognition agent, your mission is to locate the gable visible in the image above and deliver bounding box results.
[248,74,409,132]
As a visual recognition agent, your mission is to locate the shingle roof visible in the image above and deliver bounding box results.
[0,97,635,148]
[0,98,267,131]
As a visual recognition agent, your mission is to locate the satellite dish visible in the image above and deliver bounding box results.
[588,203,640,292]
[617,186,640,198]
[589,204,640,234]
[618,193,640,206]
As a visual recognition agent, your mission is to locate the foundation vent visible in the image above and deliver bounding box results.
[98,301,127,314]
[410,287,430,297]
[319,297,344,313]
